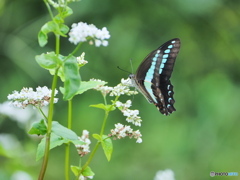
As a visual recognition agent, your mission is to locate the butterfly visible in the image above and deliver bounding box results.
[129,38,181,115]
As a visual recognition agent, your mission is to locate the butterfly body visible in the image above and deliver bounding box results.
[129,38,181,115]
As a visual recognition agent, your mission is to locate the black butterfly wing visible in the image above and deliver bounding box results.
[135,38,181,115]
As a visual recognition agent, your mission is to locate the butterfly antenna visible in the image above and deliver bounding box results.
[130,58,134,73]
[117,66,131,74]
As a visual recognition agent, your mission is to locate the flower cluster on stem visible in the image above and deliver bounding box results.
[47,0,81,8]
[109,123,142,143]
[76,130,91,157]
[7,86,58,108]
[69,22,110,47]
[77,52,88,67]
[91,78,143,143]
[115,100,142,126]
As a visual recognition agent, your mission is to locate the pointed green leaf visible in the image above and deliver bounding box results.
[90,103,106,110]
[38,21,58,47]
[70,139,85,146]
[90,104,115,111]
[77,81,106,94]
[35,52,61,70]
[71,166,81,176]
[52,121,78,140]
[101,135,113,162]
[92,134,101,141]
[41,21,57,34]
[28,119,47,135]
[38,31,48,47]
[82,166,95,177]
[59,24,69,35]
[36,133,66,161]
[62,6,73,18]
[36,130,84,161]
[107,105,116,111]
[62,57,81,100]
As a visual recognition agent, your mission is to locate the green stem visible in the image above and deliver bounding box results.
[65,99,73,180]
[38,68,59,180]
[65,144,70,180]
[38,107,48,121]
[79,141,101,176]
[79,109,110,177]
[65,43,83,62]
[78,96,119,178]
[55,35,60,55]
[100,111,109,136]
[43,0,54,20]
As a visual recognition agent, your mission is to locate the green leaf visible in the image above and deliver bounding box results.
[36,128,84,161]
[28,119,47,135]
[101,135,113,162]
[38,21,58,47]
[38,21,68,47]
[77,81,106,94]
[92,134,113,161]
[49,54,65,81]
[90,103,106,110]
[41,21,57,34]
[62,56,81,100]
[35,52,61,70]
[107,105,116,111]
[59,24,69,35]
[70,139,85,146]
[82,166,95,177]
[92,134,101,141]
[52,121,78,140]
[38,31,48,47]
[62,6,73,18]
[71,166,81,176]
[90,104,115,111]
[36,133,66,161]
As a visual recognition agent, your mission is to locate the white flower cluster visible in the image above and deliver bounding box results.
[91,78,137,97]
[90,78,112,97]
[77,52,88,67]
[91,78,142,143]
[47,0,80,8]
[79,174,93,180]
[69,22,110,47]
[115,100,142,126]
[109,123,142,143]
[7,86,58,108]
[76,130,91,157]
[110,78,138,96]
[154,169,175,180]
[120,78,133,87]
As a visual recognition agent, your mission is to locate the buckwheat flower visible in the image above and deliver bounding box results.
[154,169,175,180]
[69,22,110,47]
[47,0,81,8]
[109,123,142,143]
[79,175,93,180]
[90,78,113,96]
[77,52,88,67]
[76,130,91,157]
[115,100,132,110]
[123,109,142,126]
[110,79,138,97]
[115,100,142,126]
[90,78,107,84]
[121,78,133,87]
[7,86,58,109]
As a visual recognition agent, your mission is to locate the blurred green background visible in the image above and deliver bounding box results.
[0,0,240,179]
